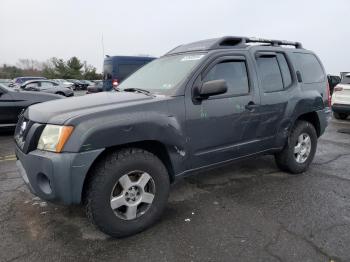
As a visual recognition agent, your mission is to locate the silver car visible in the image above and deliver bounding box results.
[20,80,74,97]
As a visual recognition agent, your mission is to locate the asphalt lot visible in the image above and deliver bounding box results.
[1,117,350,262]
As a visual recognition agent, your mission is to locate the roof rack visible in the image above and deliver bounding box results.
[166,36,303,55]
[244,37,302,49]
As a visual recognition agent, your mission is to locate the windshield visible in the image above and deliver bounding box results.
[118,53,206,95]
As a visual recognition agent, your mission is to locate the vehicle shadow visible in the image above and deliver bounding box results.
[0,128,14,136]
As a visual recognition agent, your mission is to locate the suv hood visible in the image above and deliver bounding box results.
[25,91,163,124]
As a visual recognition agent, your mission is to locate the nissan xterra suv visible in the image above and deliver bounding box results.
[15,36,331,237]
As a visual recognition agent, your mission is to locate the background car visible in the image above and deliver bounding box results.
[103,56,156,91]
[80,80,94,89]
[67,79,85,90]
[20,80,74,97]
[0,83,61,128]
[327,74,341,95]
[86,80,103,94]
[10,76,46,87]
[332,73,350,120]
[52,79,74,89]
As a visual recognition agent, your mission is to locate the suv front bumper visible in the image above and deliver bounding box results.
[332,104,350,114]
[15,145,104,205]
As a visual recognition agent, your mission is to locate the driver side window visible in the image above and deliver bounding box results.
[25,82,39,90]
[203,60,249,96]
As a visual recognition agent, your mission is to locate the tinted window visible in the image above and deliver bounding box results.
[256,56,283,92]
[294,53,324,83]
[203,60,249,96]
[277,53,292,87]
[119,64,143,81]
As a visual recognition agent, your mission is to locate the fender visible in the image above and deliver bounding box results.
[63,97,188,175]
[275,88,325,148]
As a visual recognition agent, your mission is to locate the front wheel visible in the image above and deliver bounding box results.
[85,148,170,238]
[55,92,65,96]
[275,120,317,174]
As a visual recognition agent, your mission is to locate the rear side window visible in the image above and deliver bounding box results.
[256,56,284,92]
[294,53,325,83]
[276,53,292,88]
[203,60,249,96]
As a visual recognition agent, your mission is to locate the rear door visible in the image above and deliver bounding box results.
[253,51,294,147]
[103,60,113,91]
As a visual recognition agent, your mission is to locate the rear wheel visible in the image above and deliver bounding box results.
[275,120,317,174]
[85,148,170,238]
[333,112,348,120]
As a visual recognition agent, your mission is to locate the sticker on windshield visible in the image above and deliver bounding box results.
[181,55,205,61]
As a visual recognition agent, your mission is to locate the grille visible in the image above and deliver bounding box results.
[14,116,32,150]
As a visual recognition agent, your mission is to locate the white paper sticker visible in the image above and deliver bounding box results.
[181,55,205,61]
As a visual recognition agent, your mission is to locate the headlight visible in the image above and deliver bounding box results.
[37,125,74,152]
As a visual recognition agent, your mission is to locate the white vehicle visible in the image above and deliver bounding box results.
[52,79,74,89]
[332,73,350,120]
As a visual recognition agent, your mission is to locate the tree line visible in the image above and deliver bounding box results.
[0,57,102,80]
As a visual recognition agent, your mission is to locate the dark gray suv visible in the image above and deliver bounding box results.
[15,36,331,237]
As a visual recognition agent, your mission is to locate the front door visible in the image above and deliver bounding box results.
[185,55,262,169]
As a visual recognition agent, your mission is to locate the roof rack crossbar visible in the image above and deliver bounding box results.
[244,37,302,48]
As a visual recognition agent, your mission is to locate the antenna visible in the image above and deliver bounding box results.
[101,34,105,58]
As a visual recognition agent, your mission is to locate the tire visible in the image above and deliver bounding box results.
[56,92,65,96]
[333,112,348,120]
[85,148,170,238]
[275,120,317,174]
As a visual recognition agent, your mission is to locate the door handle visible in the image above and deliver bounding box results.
[245,102,259,112]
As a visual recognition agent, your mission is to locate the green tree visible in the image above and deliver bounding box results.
[0,64,23,78]
[42,59,57,79]
[66,56,83,79]
[83,63,102,80]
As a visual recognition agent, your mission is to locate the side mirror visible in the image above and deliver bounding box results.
[197,80,228,100]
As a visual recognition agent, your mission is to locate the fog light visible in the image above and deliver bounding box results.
[37,173,52,195]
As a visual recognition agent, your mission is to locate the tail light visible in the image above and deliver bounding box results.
[112,79,119,87]
[326,81,331,107]
[333,85,343,93]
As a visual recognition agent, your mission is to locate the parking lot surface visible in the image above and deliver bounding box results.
[1,118,350,262]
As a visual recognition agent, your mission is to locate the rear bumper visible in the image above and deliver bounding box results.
[15,145,104,205]
[332,104,350,114]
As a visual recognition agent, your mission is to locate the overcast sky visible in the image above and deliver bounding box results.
[0,0,349,74]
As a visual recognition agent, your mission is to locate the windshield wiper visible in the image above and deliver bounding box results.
[123,88,153,96]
